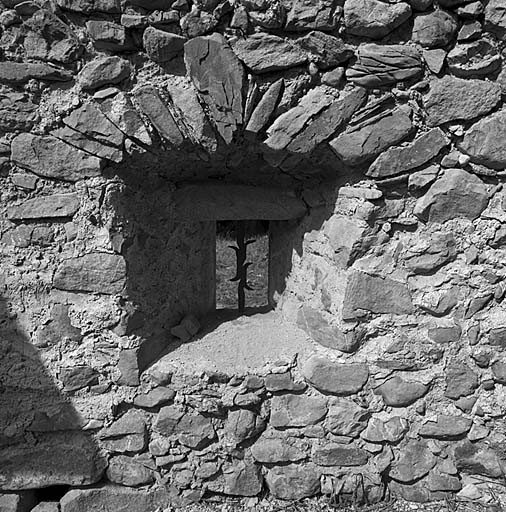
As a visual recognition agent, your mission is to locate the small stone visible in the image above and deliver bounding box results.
[458,21,482,41]
[133,387,176,408]
[86,20,133,52]
[423,49,446,74]
[60,366,98,392]
[264,372,306,392]
[246,79,284,134]
[485,0,506,39]
[428,319,462,343]
[376,376,429,407]
[491,361,506,384]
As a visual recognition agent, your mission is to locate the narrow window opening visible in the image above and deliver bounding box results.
[215,220,270,314]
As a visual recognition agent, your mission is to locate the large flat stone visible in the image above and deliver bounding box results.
[7,194,79,220]
[53,253,127,294]
[78,56,131,90]
[342,271,414,319]
[173,183,307,221]
[0,62,72,84]
[424,76,501,126]
[185,34,244,144]
[11,133,103,182]
[419,415,472,439]
[313,444,369,466]
[270,394,328,427]
[414,168,488,223]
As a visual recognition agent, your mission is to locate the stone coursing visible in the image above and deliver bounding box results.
[2,0,506,508]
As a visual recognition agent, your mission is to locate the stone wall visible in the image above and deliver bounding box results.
[2,0,506,508]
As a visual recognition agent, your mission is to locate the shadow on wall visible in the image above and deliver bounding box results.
[0,294,105,493]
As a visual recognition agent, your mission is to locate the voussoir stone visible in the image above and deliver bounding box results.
[459,109,506,169]
[78,56,131,90]
[265,464,320,500]
[344,0,411,39]
[185,33,244,144]
[414,168,488,223]
[411,10,457,48]
[53,253,127,294]
[342,271,414,319]
[346,44,422,88]
[143,27,186,63]
[246,78,284,134]
[367,128,448,178]
[376,376,429,407]
[7,194,79,220]
[424,76,501,126]
[231,33,306,74]
[302,355,369,395]
[270,394,328,427]
[11,133,103,182]
[330,106,413,166]
[419,415,472,439]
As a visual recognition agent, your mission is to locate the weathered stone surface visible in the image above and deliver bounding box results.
[11,133,102,182]
[133,387,175,408]
[0,62,72,84]
[7,194,79,220]
[60,487,172,512]
[485,0,506,39]
[361,416,409,443]
[420,415,472,439]
[411,10,457,48]
[459,110,506,169]
[134,86,183,146]
[342,271,414,319]
[297,306,360,353]
[86,20,132,51]
[222,462,263,496]
[377,376,429,407]
[347,44,422,87]
[329,107,413,166]
[324,399,369,437]
[265,87,334,151]
[56,0,120,13]
[78,56,130,90]
[60,365,98,391]
[143,27,186,63]
[265,372,306,393]
[285,0,339,31]
[100,410,147,453]
[298,31,353,69]
[454,441,506,478]
[302,355,369,395]
[491,361,506,384]
[0,433,104,489]
[106,455,154,487]
[314,444,369,466]
[286,87,367,154]
[344,0,411,39]
[445,363,479,399]
[414,169,488,223]
[367,128,448,178]
[447,40,501,77]
[424,76,501,126]
[403,232,456,273]
[246,79,284,134]
[0,93,37,134]
[224,409,263,445]
[33,304,82,348]
[251,432,309,463]
[265,464,320,500]
[53,253,127,294]
[390,440,436,483]
[423,48,446,73]
[270,394,327,427]
[231,33,306,73]
[185,34,244,144]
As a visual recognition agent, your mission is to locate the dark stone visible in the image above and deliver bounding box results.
[270,394,327,427]
[185,34,244,144]
[419,415,472,439]
[11,133,103,182]
[78,56,131,90]
[53,253,127,294]
[313,444,369,466]
[329,107,413,166]
[302,355,369,395]
[298,31,353,69]
[344,0,411,39]
[7,194,79,220]
[347,44,422,88]
[0,62,72,84]
[367,128,449,179]
[60,366,99,392]
[221,462,263,496]
[231,33,306,74]
[224,409,263,444]
[414,168,488,223]
[424,76,501,126]
[143,27,186,63]
[342,271,414,320]
[376,376,429,407]
[86,21,133,51]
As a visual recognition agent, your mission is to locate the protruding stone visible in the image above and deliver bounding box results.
[224,409,263,445]
[7,194,79,220]
[346,44,422,88]
[285,0,339,31]
[414,168,488,223]
[143,27,186,63]
[78,56,131,90]
[485,0,506,39]
[100,410,147,454]
[133,387,175,408]
[420,415,472,439]
[298,31,353,69]
[302,355,369,395]
[424,76,502,126]
[411,10,457,48]
[344,0,411,39]
[270,394,327,427]
[86,20,132,52]
[376,376,429,407]
[0,62,72,84]
[246,79,284,134]
[53,253,127,294]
